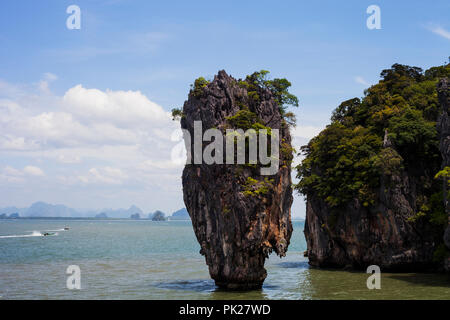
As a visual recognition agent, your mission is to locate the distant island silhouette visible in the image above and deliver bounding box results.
[0,201,190,220]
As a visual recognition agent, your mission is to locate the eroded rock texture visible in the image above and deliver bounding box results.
[180,71,293,289]
[304,173,440,270]
[304,79,450,272]
[437,78,450,271]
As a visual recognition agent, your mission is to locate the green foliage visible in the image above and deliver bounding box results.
[432,167,450,226]
[296,123,382,207]
[280,139,296,166]
[226,109,258,129]
[189,70,299,126]
[373,147,403,176]
[265,78,299,111]
[380,63,424,84]
[429,191,447,226]
[237,80,250,89]
[242,177,274,197]
[283,112,297,127]
[190,77,210,97]
[171,108,184,121]
[331,98,361,125]
[424,64,450,80]
[435,166,450,186]
[433,243,450,263]
[407,191,446,225]
[247,90,260,103]
[225,109,271,134]
[387,108,438,163]
[239,70,299,125]
[407,209,427,223]
[222,205,231,215]
[296,62,450,211]
[225,110,273,169]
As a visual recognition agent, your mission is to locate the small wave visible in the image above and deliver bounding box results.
[154,279,216,292]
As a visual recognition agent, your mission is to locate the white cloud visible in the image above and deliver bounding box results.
[38,73,58,94]
[57,154,81,164]
[63,85,170,127]
[0,165,44,183]
[21,111,141,147]
[0,77,181,202]
[38,81,50,93]
[4,166,24,177]
[43,73,58,81]
[23,165,45,176]
[0,167,24,183]
[355,76,369,86]
[291,125,323,140]
[77,167,128,185]
[429,26,450,40]
[0,80,24,98]
[290,124,324,168]
[1,82,178,152]
[0,135,39,151]
[138,159,184,170]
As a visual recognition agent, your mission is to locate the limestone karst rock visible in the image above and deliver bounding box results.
[300,64,449,271]
[151,210,167,221]
[180,70,293,289]
[437,78,450,271]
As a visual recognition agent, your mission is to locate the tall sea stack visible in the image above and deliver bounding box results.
[298,64,450,271]
[437,78,450,271]
[180,70,294,289]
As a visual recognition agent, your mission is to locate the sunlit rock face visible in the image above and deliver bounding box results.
[180,70,293,289]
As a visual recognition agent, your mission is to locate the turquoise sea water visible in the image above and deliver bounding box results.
[0,219,449,299]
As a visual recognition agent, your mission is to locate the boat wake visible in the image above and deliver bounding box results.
[0,230,60,238]
[0,231,45,238]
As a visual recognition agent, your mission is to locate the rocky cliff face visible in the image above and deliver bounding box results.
[304,176,439,270]
[180,71,293,289]
[302,67,449,271]
[437,78,450,271]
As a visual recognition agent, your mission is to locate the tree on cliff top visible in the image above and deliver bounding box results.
[172,70,299,126]
[243,70,299,112]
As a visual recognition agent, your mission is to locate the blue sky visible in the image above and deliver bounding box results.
[0,0,449,217]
